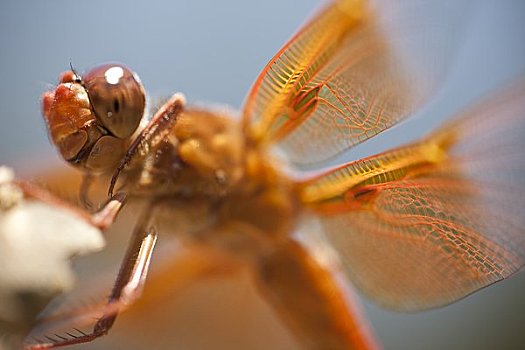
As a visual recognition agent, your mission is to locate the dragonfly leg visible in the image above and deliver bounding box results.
[108,93,186,196]
[25,204,158,349]
[13,180,125,231]
[90,192,127,230]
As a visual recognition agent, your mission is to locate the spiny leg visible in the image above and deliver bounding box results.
[26,239,247,350]
[95,204,158,334]
[108,93,186,196]
[25,204,158,349]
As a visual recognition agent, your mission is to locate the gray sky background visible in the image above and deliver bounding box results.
[1,1,524,349]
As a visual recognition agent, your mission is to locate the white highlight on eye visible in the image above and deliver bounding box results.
[132,72,142,84]
[104,66,124,85]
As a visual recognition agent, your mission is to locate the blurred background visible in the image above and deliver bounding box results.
[1,0,525,349]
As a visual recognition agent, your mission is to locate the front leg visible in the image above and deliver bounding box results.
[109,93,186,196]
[14,180,125,231]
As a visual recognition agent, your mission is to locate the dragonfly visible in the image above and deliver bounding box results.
[24,0,525,348]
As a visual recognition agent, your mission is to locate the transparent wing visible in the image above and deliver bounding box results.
[242,0,471,165]
[298,82,525,311]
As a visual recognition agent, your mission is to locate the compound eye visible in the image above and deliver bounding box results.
[83,63,145,139]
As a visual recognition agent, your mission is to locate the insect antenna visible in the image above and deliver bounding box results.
[68,60,81,83]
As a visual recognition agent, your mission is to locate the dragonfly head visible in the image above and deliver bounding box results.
[42,63,145,174]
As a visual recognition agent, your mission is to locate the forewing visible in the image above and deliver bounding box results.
[243,0,471,165]
[299,82,525,311]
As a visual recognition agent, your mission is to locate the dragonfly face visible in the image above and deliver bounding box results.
[42,64,145,174]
